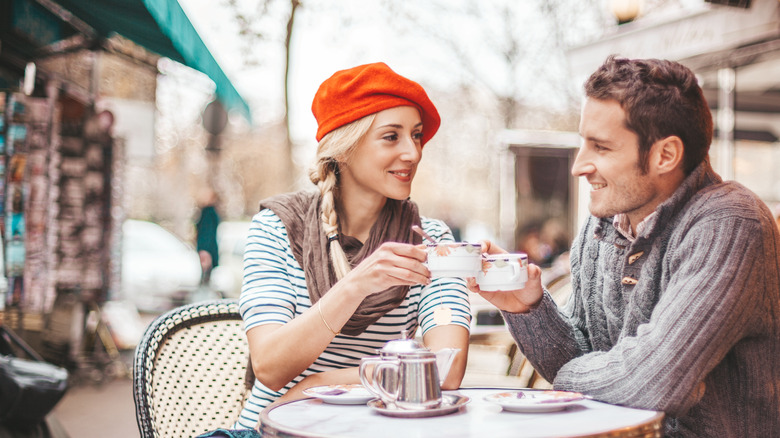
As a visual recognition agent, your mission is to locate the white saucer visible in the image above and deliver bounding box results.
[302,384,375,405]
[367,394,470,418]
[484,390,586,413]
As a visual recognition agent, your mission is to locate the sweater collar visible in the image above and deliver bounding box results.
[595,160,722,243]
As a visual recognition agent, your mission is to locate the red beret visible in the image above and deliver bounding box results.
[311,62,441,146]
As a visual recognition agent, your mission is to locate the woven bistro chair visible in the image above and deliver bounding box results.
[133,299,251,438]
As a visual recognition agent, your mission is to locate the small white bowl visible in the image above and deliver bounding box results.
[426,243,482,278]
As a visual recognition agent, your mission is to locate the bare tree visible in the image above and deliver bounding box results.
[380,0,608,130]
[223,0,301,190]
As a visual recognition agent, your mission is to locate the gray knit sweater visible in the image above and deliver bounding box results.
[504,161,780,437]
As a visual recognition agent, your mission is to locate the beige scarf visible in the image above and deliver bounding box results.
[258,191,422,336]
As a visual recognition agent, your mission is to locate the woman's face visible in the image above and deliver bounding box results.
[339,106,424,202]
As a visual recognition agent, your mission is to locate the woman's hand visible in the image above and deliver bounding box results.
[467,240,544,314]
[341,242,430,298]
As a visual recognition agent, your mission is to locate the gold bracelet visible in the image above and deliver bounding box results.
[317,300,340,336]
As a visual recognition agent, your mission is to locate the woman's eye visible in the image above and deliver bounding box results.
[412,132,423,140]
[383,133,399,142]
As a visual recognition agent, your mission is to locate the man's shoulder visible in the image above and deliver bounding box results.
[688,180,769,221]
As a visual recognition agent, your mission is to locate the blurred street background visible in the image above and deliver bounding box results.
[2,0,780,436]
[52,359,137,437]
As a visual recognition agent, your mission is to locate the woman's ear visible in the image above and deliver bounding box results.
[652,136,684,175]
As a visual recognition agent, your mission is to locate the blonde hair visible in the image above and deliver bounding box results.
[308,114,376,279]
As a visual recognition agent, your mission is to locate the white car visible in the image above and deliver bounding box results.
[120,219,202,313]
[209,221,251,299]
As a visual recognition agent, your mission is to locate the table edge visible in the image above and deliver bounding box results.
[259,389,666,438]
[260,397,340,438]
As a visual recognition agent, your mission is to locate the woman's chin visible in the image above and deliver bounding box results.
[388,193,412,201]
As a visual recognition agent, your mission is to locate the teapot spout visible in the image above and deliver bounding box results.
[433,348,460,383]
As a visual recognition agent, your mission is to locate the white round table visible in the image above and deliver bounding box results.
[259,388,664,438]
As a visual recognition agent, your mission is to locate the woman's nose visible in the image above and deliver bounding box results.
[400,136,422,163]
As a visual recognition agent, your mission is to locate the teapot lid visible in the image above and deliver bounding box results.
[380,330,427,354]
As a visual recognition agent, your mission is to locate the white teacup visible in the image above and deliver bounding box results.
[476,253,528,291]
[426,243,482,278]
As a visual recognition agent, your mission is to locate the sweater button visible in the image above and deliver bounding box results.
[621,276,638,285]
[628,251,644,264]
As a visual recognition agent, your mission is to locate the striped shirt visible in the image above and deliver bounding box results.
[234,209,471,429]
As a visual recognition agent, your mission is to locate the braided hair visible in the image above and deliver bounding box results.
[308,114,376,279]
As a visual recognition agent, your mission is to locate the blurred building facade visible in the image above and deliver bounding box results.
[568,0,780,217]
[499,0,780,254]
[0,0,248,366]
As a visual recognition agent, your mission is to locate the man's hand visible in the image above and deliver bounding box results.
[467,240,544,313]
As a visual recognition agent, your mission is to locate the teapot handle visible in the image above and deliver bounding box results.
[359,356,385,398]
[372,360,400,404]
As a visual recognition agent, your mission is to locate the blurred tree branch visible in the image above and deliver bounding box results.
[222,0,301,191]
[380,0,609,129]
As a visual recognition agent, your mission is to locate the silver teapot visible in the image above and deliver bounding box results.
[359,332,459,410]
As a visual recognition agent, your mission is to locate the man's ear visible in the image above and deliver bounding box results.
[652,136,684,174]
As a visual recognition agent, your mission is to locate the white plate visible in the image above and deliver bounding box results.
[302,384,375,405]
[368,394,470,418]
[484,390,586,413]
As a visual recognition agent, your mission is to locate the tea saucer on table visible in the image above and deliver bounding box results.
[302,384,375,405]
[367,393,470,418]
[484,389,586,413]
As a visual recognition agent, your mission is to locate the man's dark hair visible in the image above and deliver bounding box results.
[584,56,713,174]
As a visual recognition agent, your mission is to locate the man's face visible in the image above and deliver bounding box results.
[572,98,666,226]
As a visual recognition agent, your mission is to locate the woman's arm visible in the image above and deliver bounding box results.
[274,323,471,404]
[246,283,362,391]
[272,313,470,404]
[244,212,432,391]
[274,366,362,403]
[417,218,472,390]
[423,324,470,389]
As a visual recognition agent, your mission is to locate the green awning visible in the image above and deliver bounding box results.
[51,0,251,121]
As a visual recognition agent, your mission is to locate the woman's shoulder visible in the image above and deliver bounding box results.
[251,209,288,238]
[247,209,297,259]
[254,208,284,225]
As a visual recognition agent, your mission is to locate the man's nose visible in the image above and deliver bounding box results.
[570,148,593,177]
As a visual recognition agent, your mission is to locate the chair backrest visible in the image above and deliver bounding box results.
[133,300,250,438]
